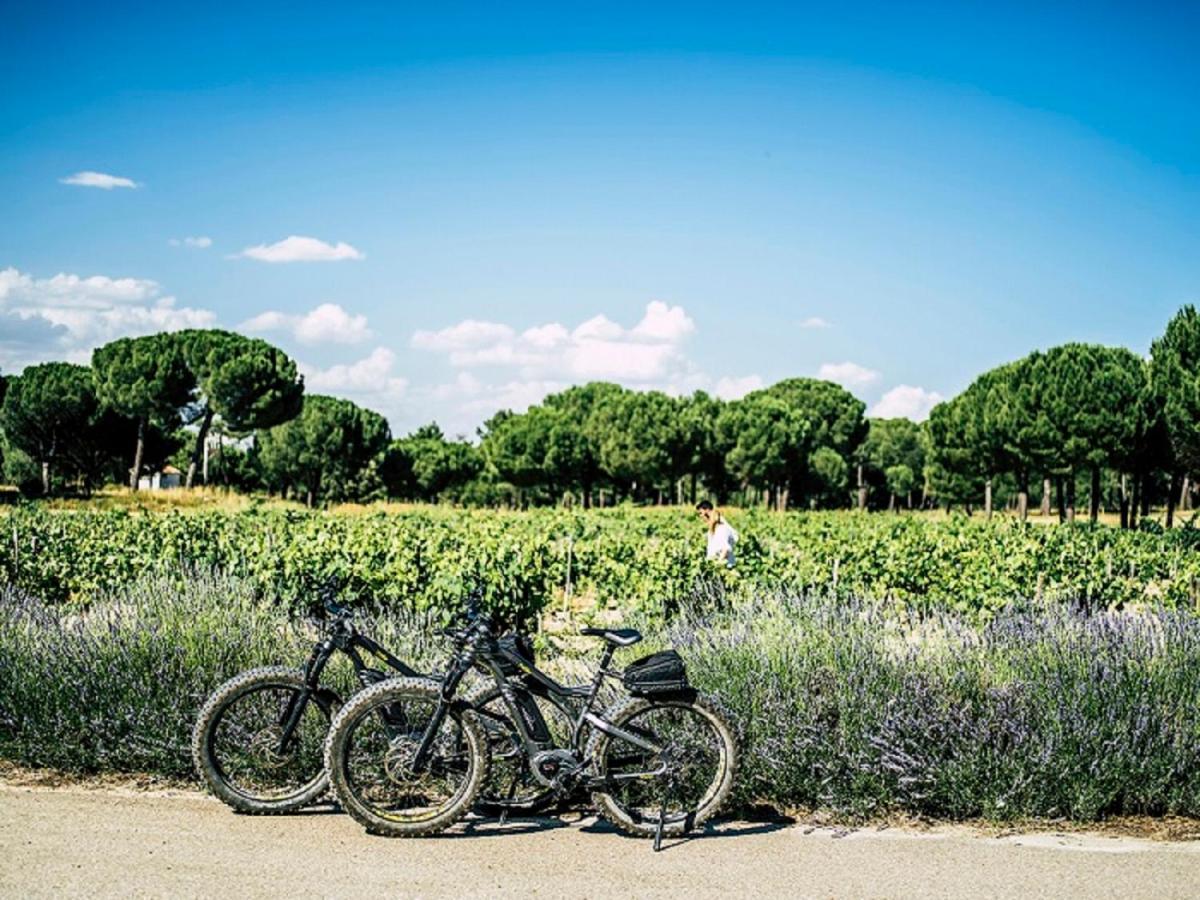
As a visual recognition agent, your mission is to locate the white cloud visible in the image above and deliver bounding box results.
[241,302,370,345]
[0,269,160,308]
[235,235,364,263]
[565,339,679,381]
[299,348,409,427]
[869,385,945,421]
[169,236,212,248]
[572,314,625,342]
[818,361,881,388]
[302,347,408,396]
[59,171,139,190]
[713,374,764,400]
[412,320,516,353]
[522,323,569,349]
[412,301,697,384]
[404,301,791,434]
[799,316,831,329]
[417,375,568,437]
[0,266,216,371]
[630,301,695,342]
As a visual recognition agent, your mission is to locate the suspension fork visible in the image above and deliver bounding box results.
[409,656,471,772]
[276,640,334,754]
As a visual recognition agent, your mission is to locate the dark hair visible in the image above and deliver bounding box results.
[695,500,714,511]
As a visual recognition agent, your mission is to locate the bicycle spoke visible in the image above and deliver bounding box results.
[210,685,328,801]
[600,704,726,825]
[342,693,474,824]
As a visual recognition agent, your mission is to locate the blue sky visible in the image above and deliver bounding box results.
[2,2,1197,436]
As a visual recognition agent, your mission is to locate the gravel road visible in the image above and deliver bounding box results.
[2,785,1198,899]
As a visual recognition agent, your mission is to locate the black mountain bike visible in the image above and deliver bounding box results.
[324,598,738,849]
[192,596,426,814]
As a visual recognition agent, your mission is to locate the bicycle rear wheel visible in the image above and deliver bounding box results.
[587,694,737,839]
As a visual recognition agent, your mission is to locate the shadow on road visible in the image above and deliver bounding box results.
[236,797,789,849]
[579,816,792,852]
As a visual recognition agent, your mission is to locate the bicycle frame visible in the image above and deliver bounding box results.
[276,619,424,755]
[413,636,667,787]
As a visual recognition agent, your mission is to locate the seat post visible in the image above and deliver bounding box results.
[598,643,616,671]
[585,643,617,705]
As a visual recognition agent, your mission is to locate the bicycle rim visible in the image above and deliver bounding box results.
[339,692,476,824]
[209,684,329,802]
[598,702,731,828]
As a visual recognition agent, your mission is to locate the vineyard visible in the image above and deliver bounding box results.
[4,504,1199,622]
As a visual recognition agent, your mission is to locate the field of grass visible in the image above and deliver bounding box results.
[2,572,1199,822]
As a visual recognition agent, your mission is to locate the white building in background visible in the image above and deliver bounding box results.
[138,465,183,491]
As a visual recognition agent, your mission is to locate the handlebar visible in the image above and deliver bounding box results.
[441,588,493,647]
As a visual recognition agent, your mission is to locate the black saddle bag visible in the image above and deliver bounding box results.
[623,649,691,697]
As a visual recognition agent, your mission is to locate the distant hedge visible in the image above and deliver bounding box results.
[3,505,1200,623]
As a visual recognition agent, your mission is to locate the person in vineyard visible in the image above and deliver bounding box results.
[696,500,737,568]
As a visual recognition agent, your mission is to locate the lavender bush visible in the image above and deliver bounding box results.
[673,593,1200,819]
[3,574,1200,821]
[0,573,443,777]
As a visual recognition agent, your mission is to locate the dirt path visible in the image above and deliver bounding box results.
[2,785,1198,899]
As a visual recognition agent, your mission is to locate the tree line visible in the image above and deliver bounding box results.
[1,307,1198,521]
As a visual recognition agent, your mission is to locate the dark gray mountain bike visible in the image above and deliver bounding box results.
[324,598,738,850]
[192,590,545,815]
[192,595,426,814]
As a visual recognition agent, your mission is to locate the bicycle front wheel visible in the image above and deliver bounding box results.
[325,677,488,836]
[587,694,737,839]
[192,666,337,814]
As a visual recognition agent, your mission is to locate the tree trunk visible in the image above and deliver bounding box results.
[856,463,867,511]
[984,477,993,519]
[1017,471,1029,522]
[888,492,896,512]
[778,486,790,511]
[186,407,216,489]
[306,489,314,508]
[1055,476,1065,523]
[1066,470,1076,523]
[218,432,231,487]
[1119,473,1129,529]
[1041,477,1051,517]
[1130,472,1141,529]
[41,460,50,496]
[1089,466,1101,522]
[1167,471,1181,528]
[1180,475,1191,512]
[1140,475,1151,518]
[130,418,146,491]
[689,472,697,505]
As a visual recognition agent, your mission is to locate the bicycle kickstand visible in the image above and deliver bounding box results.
[653,796,667,852]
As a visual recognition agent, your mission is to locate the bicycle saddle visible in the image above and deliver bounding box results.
[579,627,643,647]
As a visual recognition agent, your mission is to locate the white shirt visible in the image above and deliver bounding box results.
[706,521,737,567]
